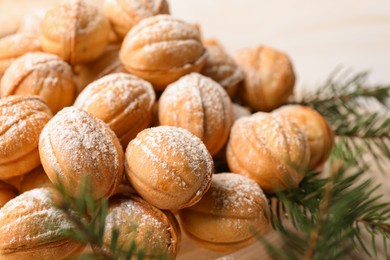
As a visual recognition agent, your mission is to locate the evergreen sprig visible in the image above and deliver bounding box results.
[264,159,390,260]
[268,171,326,232]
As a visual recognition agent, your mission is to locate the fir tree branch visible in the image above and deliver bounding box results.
[352,192,390,258]
[303,171,334,260]
[355,217,390,233]
[268,171,326,232]
[264,146,390,259]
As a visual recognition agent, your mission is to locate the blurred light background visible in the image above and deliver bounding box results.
[169,0,390,89]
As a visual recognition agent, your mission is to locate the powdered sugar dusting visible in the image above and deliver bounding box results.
[43,0,103,36]
[196,74,232,139]
[9,52,71,75]
[39,107,122,196]
[121,0,169,21]
[210,173,267,217]
[104,197,171,254]
[75,73,155,116]
[0,96,51,164]
[0,33,41,60]
[249,112,308,168]
[202,39,244,91]
[159,74,205,138]
[127,15,200,49]
[0,188,75,249]
[1,52,74,99]
[127,126,213,205]
[158,73,232,155]
[229,113,308,190]
[156,126,211,174]
[0,34,37,52]
[121,15,204,71]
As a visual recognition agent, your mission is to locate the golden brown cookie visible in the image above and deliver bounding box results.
[226,112,310,193]
[100,194,180,259]
[39,107,123,199]
[103,0,170,39]
[234,46,295,112]
[0,96,52,180]
[201,39,243,97]
[74,73,156,148]
[273,105,335,169]
[1,52,76,114]
[0,188,85,260]
[0,33,41,79]
[125,126,214,210]
[119,15,207,90]
[40,0,110,65]
[158,73,233,156]
[179,173,269,252]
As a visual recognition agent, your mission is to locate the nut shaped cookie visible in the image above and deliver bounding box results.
[0,33,41,79]
[0,96,52,180]
[39,107,123,199]
[158,73,233,156]
[234,46,295,112]
[125,126,213,210]
[0,188,85,260]
[273,105,335,169]
[1,52,76,114]
[119,15,207,90]
[74,73,155,148]
[100,195,180,259]
[226,112,310,193]
[103,0,170,39]
[179,173,269,252]
[201,39,243,97]
[40,0,110,65]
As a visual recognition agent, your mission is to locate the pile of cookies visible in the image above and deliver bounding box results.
[0,0,335,259]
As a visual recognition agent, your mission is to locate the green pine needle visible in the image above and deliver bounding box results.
[265,158,390,260]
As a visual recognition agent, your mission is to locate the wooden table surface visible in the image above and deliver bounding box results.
[0,0,389,259]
